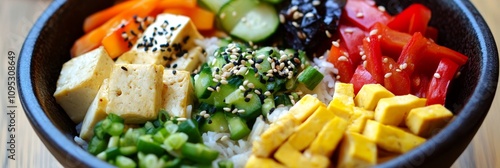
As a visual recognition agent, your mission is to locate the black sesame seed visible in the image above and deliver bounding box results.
[170,27,175,31]
[270,108,275,113]
[245,98,251,102]
[183,36,190,44]
[121,66,128,71]
[268,50,274,55]
[166,64,171,68]
[152,48,158,52]
[172,64,178,68]
[208,120,213,124]
[130,30,137,36]
[163,56,168,61]
[173,70,177,75]
[268,77,275,82]
[256,58,264,64]
[128,41,133,48]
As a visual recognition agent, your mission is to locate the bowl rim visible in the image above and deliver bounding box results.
[17,0,498,167]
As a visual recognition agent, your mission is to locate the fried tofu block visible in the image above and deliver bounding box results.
[162,70,193,118]
[252,114,300,157]
[307,116,348,156]
[169,46,203,72]
[374,95,426,126]
[337,132,377,168]
[79,79,109,141]
[106,64,164,124]
[245,155,285,168]
[54,47,114,123]
[363,120,426,153]
[405,104,453,137]
[288,106,336,151]
[354,84,394,111]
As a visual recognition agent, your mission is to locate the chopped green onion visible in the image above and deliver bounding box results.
[115,155,136,168]
[137,135,166,156]
[165,121,178,134]
[218,160,234,168]
[93,122,106,140]
[153,128,170,144]
[181,143,219,164]
[107,113,124,123]
[298,66,324,90]
[138,152,166,168]
[108,136,120,148]
[105,147,121,160]
[163,133,188,151]
[119,146,137,156]
[177,119,202,143]
[87,136,107,155]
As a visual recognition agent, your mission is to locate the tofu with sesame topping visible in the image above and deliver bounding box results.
[161,70,194,118]
[106,64,164,124]
[116,14,203,68]
[79,79,109,141]
[54,47,114,123]
[169,46,203,72]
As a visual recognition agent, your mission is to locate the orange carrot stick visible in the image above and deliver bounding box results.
[83,1,138,33]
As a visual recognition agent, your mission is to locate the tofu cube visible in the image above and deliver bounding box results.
[168,47,203,72]
[337,132,377,168]
[106,64,164,124]
[354,84,395,111]
[54,47,114,123]
[405,104,453,137]
[363,120,426,153]
[347,107,374,133]
[116,14,203,67]
[288,106,336,151]
[245,155,285,168]
[79,79,109,140]
[253,114,299,157]
[162,70,193,118]
[374,95,426,126]
[289,94,324,122]
[307,116,348,156]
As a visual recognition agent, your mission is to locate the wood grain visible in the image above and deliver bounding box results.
[0,0,497,167]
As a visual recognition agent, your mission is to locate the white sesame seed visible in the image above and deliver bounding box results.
[232,11,237,16]
[336,75,341,79]
[434,73,441,79]
[257,54,266,59]
[216,86,220,92]
[455,71,461,78]
[220,13,226,19]
[176,117,187,121]
[389,64,393,69]
[383,58,388,63]
[279,14,285,23]
[247,83,255,89]
[223,107,231,112]
[203,114,210,118]
[207,87,215,92]
[293,11,303,20]
[400,63,408,70]
[221,135,229,141]
[325,30,332,38]
[305,12,314,18]
[292,21,300,28]
[369,29,379,36]
[312,0,320,6]
[378,35,382,39]
[238,109,246,113]
[332,40,340,47]
[366,37,371,42]
[384,73,393,78]
[361,55,367,60]
[213,78,219,83]
[239,85,246,91]
[344,28,354,33]
[246,94,253,99]
[363,61,367,68]
[200,111,206,116]
[396,69,402,72]
[338,56,349,62]
[232,108,238,113]
[378,6,386,12]
[243,80,249,86]
[289,6,298,14]
[264,91,272,96]
[254,89,261,95]
[359,50,365,56]
[356,12,364,18]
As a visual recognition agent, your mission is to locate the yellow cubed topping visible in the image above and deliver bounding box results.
[308,116,348,156]
[274,142,305,168]
[337,132,377,168]
[374,95,426,126]
[252,114,300,157]
[405,104,454,138]
[302,153,330,168]
[354,84,395,111]
[245,155,285,168]
[363,120,426,153]
[347,107,374,133]
[334,82,355,98]
[289,94,324,122]
[288,106,336,151]
[327,95,354,120]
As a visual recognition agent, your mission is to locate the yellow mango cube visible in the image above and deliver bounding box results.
[363,120,426,153]
[374,95,426,126]
[308,116,348,156]
[354,84,395,111]
[337,132,377,168]
[288,106,336,151]
[406,104,454,138]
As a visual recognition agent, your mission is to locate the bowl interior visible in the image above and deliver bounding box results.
[19,0,498,167]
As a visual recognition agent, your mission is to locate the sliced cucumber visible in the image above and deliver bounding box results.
[195,63,215,99]
[233,92,262,119]
[218,0,279,42]
[225,113,251,140]
[201,111,229,133]
[198,0,231,14]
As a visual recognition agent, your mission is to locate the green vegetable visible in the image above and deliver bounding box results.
[163,133,188,151]
[137,135,166,156]
[177,119,202,143]
[218,160,234,168]
[88,136,107,155]
[200,111,229,133]
[181,143,220,164]
[225,113,251,140]
[298,66,324,90]
[115,155,136,168]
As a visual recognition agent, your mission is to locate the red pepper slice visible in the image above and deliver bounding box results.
[425,26,438,41]
[411,73,430,97]
[382,56,411,95]
[338,24,366,66]
[363,35,385,84]
[397,32,428,75]
[387,4,432,35]
[350,65,378,94]
[372,23,412,59]
[327,44,354,83]
[426,58,460,105]
[343,0,392,31]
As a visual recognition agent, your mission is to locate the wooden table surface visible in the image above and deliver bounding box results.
[0,0,498,167]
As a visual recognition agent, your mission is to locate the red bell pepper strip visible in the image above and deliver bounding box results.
[343,0,392,31]
[426,58,460,105]
[327,43,354,83]
[338,24,366,66]
[363,35,385,84]
[387,4,432,35]
[397,32,428,75]
[425,26,438,41]
[372,23,412,59]
[382,56,411,95]
[350,65,378,94]
[411,73,430,98]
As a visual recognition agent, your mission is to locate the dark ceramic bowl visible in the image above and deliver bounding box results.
[18,0,498,167]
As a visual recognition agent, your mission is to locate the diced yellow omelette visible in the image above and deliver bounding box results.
[405,104,454,138]
[252,114,300,157]
[334,82,355,99]
[288,106,336,151]
[289,94,324,122]
[327,95,354,120]
[337,132,377,168]
[245,155,285,168]
[363,120,426,153]
[307,116,348,156]
[302,153,330,168]
[354,84,395,111]
[374,95,426,126]
[274,142,305,168]
[347,107,374,133]
[377,149,400,164]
